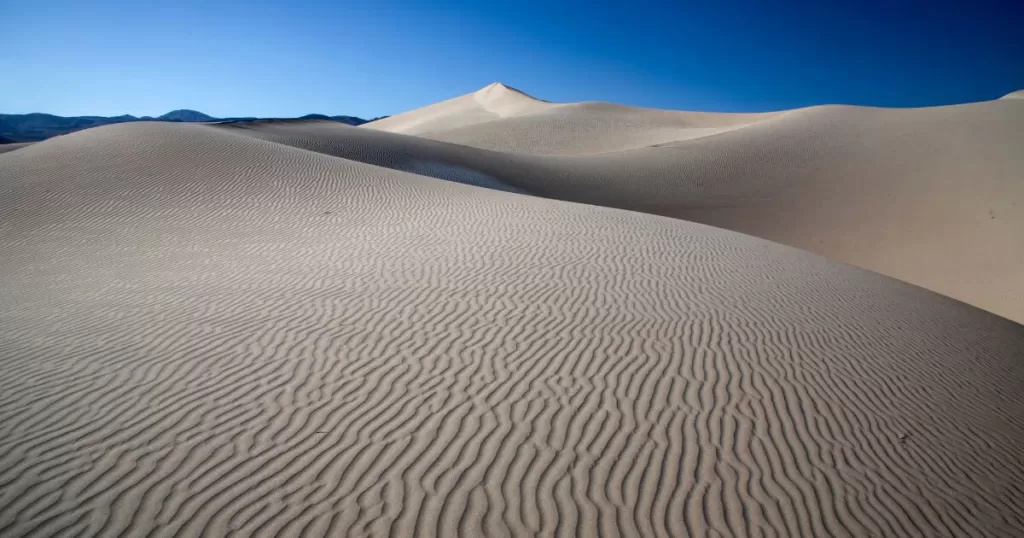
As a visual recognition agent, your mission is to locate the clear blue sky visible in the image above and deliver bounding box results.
[3,0,1022,118]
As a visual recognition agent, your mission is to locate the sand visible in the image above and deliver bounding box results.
[1,89,1024,537]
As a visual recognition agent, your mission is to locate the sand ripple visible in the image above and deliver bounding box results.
[1,122,1023,537]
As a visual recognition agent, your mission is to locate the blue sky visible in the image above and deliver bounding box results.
[2,0,1022,118]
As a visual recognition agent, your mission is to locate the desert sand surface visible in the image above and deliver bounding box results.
[2,112,1024,537]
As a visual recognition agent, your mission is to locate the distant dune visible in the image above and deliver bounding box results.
[2,87,1024,537]
[365,82,776,154]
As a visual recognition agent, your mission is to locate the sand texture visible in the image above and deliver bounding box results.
[2,88,1024,537]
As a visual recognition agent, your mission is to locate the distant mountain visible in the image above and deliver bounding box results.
[0,113,139,142]
[158,109,217,122]
[0,110,373,143]
[298,114,372,125]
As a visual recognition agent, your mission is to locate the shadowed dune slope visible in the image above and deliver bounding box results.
[0,143,33,155]
[226,98,1024,323]
[2,121,1024,537]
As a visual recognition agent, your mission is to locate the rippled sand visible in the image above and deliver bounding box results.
[1,86,1023,537]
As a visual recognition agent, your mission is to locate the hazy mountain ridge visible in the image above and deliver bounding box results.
[157,109,218,122]
[0,110,376,142]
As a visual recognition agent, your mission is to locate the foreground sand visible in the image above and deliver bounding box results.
[2,120,1024,537]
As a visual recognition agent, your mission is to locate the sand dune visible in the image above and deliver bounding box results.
[219,91,1024,323]
[2,119,1024,537]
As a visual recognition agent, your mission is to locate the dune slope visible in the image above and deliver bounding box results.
[0,142,33,155]
[2,122,1024,537]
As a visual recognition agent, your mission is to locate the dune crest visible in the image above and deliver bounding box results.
[362,82,547,136]
[472,82,549,116]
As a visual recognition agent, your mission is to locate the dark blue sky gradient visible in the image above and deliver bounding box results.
[2,0,1022,117]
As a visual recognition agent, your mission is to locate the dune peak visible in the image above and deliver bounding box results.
[476,81,540,101]
[471,81,547,116]
[480,81,517,92]
[1001,89,1024,99]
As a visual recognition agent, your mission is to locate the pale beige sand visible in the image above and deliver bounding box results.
[2,121,1024,537]
[366,86,1024,322]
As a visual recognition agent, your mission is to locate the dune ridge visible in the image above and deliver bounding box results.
[2,120,1024,537]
